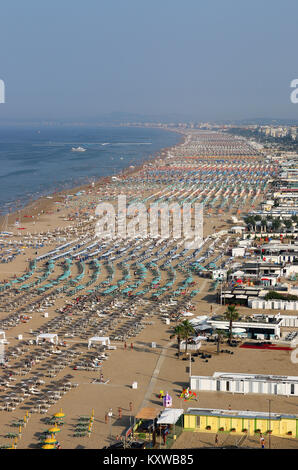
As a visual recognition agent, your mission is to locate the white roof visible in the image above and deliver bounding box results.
[190,315,208,325]
[195,324,212,331]
[89,336,110,343]
[37,333,57,339]
[233,270,245,276]
[156,408,184,425]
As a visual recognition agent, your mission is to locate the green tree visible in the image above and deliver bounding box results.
[284,219,292,230]
[180,320,195,355]
[214,329,228,354]
[272,218,281,232]
[170,324,184,358]
[245,215,255,230]
[224,305,240,343]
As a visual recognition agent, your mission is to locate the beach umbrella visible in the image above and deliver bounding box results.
[48,426,60,433]
[54,409,65,418]
[43,437,57,444]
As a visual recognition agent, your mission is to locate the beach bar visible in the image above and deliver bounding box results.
[133,407,160,443]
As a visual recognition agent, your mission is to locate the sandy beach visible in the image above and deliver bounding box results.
[0,128,297,450]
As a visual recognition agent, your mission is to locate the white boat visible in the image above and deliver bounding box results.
[71,146,86,152]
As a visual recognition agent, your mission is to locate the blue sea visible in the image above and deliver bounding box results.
[0,126,181,215]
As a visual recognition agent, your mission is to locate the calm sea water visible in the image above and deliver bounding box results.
[0,126,181,215]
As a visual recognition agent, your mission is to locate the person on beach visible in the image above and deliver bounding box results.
[129,402,133,412]
[118,407,122,419]
[215,434,218,445]
[130,342,133,350]
[124,341,127,350]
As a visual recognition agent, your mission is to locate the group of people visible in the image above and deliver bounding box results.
[105,402,133,425]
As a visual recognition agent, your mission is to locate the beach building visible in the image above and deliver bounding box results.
[183,407,298,437]
[190,372,298,397]
[227,260,298,282]
[219,286,264,307]
[211,269,227,280]
[231,247,246,257]
[257,242,298,263]
[230,226,246,234]
[205,313,298,339]
[248,298,298,311]
[180,336,203,352]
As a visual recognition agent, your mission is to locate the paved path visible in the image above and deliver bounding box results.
[138,341,174,411]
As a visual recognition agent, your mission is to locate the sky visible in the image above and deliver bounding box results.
[0,0,298,122]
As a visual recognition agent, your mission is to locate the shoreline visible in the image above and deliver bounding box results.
[0,127,186,231]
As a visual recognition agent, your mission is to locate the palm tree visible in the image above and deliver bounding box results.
[180,320,195,355]
[170,324,184,358]
[272,218,281,232]
[223,305,240,343]
[244,215,255,232]
[284,219,292,230]
[214,329,227,354]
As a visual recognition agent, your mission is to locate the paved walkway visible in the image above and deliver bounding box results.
[138,341,174,411]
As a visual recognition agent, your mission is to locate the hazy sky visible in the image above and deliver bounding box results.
[0,0,298,121]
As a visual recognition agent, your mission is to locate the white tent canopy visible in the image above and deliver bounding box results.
[88,336,110,349]
[157,408,184,425]
[36,333,58,345]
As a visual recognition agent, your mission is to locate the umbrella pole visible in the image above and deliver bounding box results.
[159,424,161,449]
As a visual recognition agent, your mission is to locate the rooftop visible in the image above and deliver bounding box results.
[186,407,298,420]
